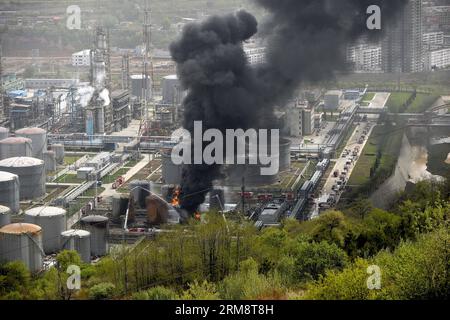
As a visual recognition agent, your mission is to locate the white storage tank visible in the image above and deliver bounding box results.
[0,223,44,272]
[80,215,109,257]
[0,137,33,159]
[0,205,11,228]
[24,206,67,254]
[51,144,65,164]
[61,229,91,263]
[162,75,183,105]
[15,127,47,159]
[0,157,46,200]
[0,127,9,140]
[43,150,57,173]
[0,171,20,213]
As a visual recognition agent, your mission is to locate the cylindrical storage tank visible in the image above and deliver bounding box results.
[80,215,109,257]
[24,206,66,254]
[0,223,43,272]
[0,157,46,200]
[0,171,20,213]
[129,180,151,209]
[61,229,91,263]
[43,150,57,173]
[0,137,33,159]
[51,144,65,165]
[112,195,129,219]
[0,205,11,228]
[146,195,169,225]
[162,75,181,104]
[279,138,292,172]
[0,127,9,141]
[15,127,47,159]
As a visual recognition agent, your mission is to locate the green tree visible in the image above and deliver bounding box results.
[0,261,31,299]
[293,241,348,282]
[311,211,348,246]
[351,197,373,219]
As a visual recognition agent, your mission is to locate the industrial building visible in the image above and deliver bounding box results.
[286,102,316,137]
[72,49,91,67]
[324,90,343,110]
[111,90,132,132]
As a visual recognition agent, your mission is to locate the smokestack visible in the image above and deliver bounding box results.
[170,0,407,215]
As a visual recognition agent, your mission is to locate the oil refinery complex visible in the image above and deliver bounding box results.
[1,4,450,274]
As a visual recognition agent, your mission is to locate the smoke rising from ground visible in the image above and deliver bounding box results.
[170,0,407,214]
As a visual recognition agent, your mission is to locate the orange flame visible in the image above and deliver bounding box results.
[171,187,180,207]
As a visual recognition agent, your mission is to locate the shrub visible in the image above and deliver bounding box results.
[88,282,116,300]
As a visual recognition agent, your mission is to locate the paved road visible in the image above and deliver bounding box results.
[99,154,152,199]
[311,92,390,217]
[320,123,375,200]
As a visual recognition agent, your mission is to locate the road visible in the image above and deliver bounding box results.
[99,154,152,198]
[320,122,375,201]
[311,92,390,217]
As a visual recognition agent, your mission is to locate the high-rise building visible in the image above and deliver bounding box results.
[347,42,382,72]
[382,0,424,73]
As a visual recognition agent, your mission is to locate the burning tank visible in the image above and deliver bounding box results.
[143,188,183,225]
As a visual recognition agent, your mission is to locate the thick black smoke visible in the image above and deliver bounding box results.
[170,0,407,214]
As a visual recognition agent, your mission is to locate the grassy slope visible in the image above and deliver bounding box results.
[386,92,439,113]
[348,125,403,187]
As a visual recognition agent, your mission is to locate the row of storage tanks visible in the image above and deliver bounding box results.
[0,205,109,271]
[0,127,65,213]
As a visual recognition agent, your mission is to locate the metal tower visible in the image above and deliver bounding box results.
[139,0,154,137]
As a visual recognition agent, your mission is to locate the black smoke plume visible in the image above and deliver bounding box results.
[170,0,407,214]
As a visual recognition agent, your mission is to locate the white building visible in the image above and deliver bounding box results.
[244,46,266,65]
[423,32,444,46]
[347,43,382,72]
[424,48,450,70]
[72,49,91,67]
[286,101,315,137]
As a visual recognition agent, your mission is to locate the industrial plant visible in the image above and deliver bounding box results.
[0,0,448,304]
